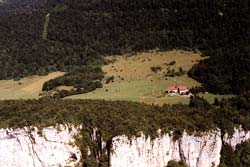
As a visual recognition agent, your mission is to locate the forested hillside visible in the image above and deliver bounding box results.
[0,0,249,94]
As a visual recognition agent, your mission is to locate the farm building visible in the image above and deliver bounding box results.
[167,85,189,95]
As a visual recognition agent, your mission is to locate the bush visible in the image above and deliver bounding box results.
[165,67,185,77]
[151,66,162,73]
[106,76,114,84]
[166,160,187,167]
[169,61,176,66]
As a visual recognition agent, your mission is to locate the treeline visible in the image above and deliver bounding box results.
[0,93,250,165]
[42,66,104,98]
[0,0,250,94]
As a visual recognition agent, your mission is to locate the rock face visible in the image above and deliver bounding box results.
[111,131,222,167]
[224,127,250,149]
[0,125,81,167]
[110,128,250,167]
[0,126,249,167]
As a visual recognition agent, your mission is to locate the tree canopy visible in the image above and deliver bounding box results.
[0,0,249,94]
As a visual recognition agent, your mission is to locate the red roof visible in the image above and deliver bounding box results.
[168,85,188,91]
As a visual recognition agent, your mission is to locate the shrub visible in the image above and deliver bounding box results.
[106,76,114,84]
[169,61,176,66]
[150,66,162,73]
[166,160,187,167]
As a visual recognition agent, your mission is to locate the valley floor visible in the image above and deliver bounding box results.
[67,50,233,105]
[0,50,234,104]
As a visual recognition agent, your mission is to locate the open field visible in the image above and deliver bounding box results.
[67,80,191,105]
[0,71,65,100]
[67,80,152,101]
[68,50,208,105]
[102,49,204,87]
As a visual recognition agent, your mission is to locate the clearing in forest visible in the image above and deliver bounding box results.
[0,71,65,100]
[68,50,205,105]
[42,13,50,40]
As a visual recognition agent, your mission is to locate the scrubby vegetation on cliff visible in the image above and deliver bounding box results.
[0,93,250,165]
[166,160,187,167]
[220,141,250,167]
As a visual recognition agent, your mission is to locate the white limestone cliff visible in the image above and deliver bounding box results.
[111,130,222,167]
[224,126,250,149]
[0,126,249,167]
[111,128,250,167]
[0,125,81,167]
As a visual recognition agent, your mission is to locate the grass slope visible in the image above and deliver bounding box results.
[68,50,204,105]
[0,71,64,100]
[67,80,152,101]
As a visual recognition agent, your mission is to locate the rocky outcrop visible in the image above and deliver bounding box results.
[224,127,250,149]
[111,131,222,167]
[110,128,250,167]
[0,125,81,167]
[0,126,249,167]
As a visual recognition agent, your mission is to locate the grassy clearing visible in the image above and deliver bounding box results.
[102,49,204,87]
[42,13,50,40]
[0,71,65,100]
[0,89,38,100]
[67,80,191,105]
[68,50,205,105]
[67,80,153,101]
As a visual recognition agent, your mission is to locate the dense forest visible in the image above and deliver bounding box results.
[0,0,249,94]
[0,93,250,166]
